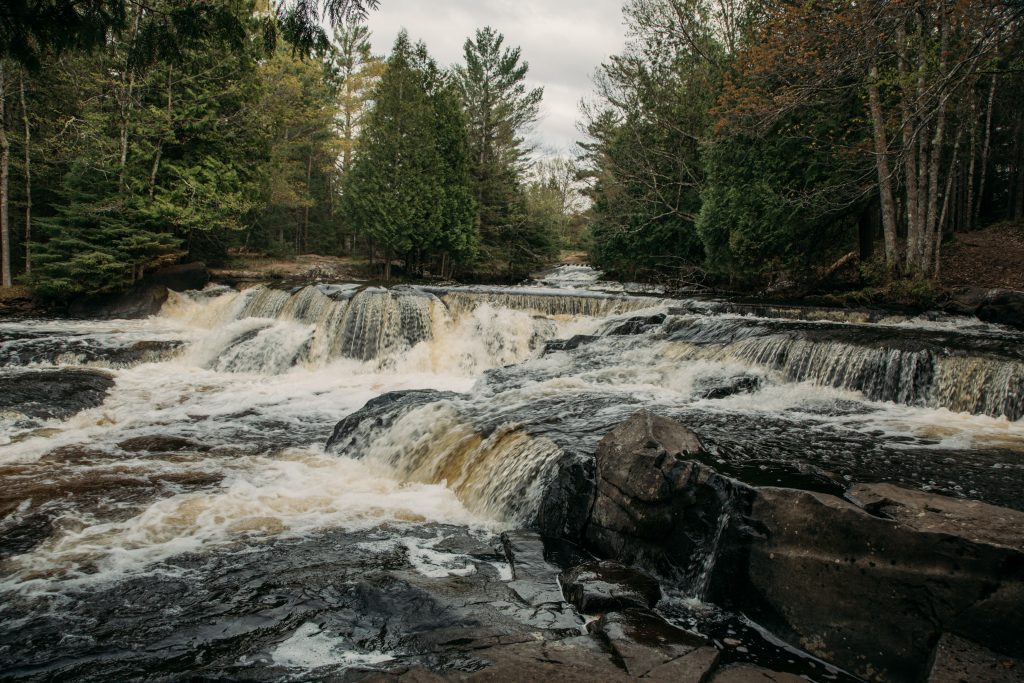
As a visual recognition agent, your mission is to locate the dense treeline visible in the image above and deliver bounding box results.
[0,0,573,297]
[580,0,1024,290]
[7,0,1018,298]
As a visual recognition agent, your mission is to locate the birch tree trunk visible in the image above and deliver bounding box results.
[867,61,899,268]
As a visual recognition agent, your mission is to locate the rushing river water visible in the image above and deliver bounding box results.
[1,267,1022,681]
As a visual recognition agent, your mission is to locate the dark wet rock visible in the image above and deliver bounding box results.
[642,646,721,683]
[697,375,760,400]
[536,449,596,541]
[607,313,667,336]
[927,633,1023,683]
[572,413,1024,681]
[364,636,625,682]
[976,288,1024,329]
[326,390,463,454]
[710,664,807,683]
[943,285,990,316]
[693,455,847,498]
[730,486,1024,682]
[669,301,883,325]
[588,608,711,678]
[68,283,169,319]
[559,561,661,613]
[583,410,752,580]
[117,435,210,453]
[543,335,599,354]
[501,531,564,607]
[943,286,1024,329]
[146,262,210,292]
[849,482,1024,550]
[0,335,183,367]
[0,368,114,419]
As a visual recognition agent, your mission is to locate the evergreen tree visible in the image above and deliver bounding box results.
[342,32,445,281]
[454,27,550,272]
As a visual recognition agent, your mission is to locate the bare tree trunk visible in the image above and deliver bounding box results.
[973,75,997,229]
[922,12,949,275]
[897,22,920,270]
[935,123,964,277]
[18,68,29,274]
[964,88,978,231]
[867,62,900,268]
[0,64,10,287]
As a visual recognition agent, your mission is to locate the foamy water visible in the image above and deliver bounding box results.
[1,271,1022,679]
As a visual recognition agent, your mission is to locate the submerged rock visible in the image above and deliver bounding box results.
[0,368,115,420]
[117,435,210,453]
[326,390,462,454]
[696,374,760,400]
[606,313,667,336]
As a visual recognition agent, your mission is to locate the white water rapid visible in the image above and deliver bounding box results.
[1,271,1022,681]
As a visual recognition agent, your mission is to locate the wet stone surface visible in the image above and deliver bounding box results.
[0,527,571,682]
[0,368,115,420]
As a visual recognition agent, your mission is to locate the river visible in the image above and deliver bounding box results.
[1,266,1022,681]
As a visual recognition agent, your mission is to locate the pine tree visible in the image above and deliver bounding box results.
[342,32,444,281]
[454,27,549,272]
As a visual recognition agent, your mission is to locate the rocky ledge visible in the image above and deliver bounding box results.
[330,401,1023,682]
[565,411,1024,682]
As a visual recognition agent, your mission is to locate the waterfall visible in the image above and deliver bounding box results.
[327,400,566,525]
[429,287,663,319]
[156,284,623,376]
[336,288,434,361]
[664,315,1024,420]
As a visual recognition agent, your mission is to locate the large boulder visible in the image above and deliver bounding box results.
[579,412,1024,682]
[727,486,1024,682]
[944,286,1024,329]
[976,288,1024,328]
[584,410,753,581]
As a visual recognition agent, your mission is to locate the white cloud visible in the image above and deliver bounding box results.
[365,0,626,154]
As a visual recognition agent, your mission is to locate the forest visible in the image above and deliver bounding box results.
[0,0,1022,299]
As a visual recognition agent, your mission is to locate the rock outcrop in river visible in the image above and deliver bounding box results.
[566,410,1024,682]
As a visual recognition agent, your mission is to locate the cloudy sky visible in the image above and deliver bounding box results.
[365,0,627,156]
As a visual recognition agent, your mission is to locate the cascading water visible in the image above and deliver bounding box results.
[2,269,1023,681]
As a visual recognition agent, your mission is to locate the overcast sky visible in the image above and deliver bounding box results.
[365,0,627,157]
